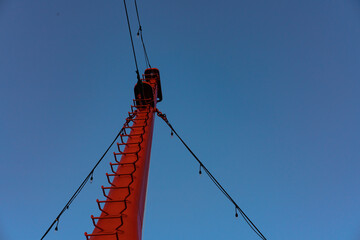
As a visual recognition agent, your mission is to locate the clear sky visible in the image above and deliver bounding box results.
[1,0,360,239]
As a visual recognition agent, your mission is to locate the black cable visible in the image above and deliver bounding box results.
[40,122,131,239]
[156,110,268,240]
[134,0,151,68]
[123,0,141,82]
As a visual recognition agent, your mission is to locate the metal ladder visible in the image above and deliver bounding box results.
[85,102,151,240]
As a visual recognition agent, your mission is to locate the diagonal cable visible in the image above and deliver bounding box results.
[123,0,141,82]
[134,0,151,68]
[155,109,268,240]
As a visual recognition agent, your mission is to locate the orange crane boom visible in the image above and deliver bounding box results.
[85,68,162,240]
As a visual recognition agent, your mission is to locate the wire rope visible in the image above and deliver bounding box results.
[123,0,141,82]
[134,0,151,68]
[156,109,268,240]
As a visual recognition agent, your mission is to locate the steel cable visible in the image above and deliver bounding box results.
[156,109,268,240]
[123,0,141,82]
[134,0,151,68]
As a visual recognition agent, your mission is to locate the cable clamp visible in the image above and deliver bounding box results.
[90,172,94,183]
[137,26,142,36]
[55,218,59,231]
[155,108,169,123]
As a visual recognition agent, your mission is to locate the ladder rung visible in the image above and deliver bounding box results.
[106,173,133,186]
[96,199,109,215]
[97,199,129,204]
[90,215,104,231]
[110,162,136,174]
[120,133,144,138]
[107,173,133,177]
[127,115,148,122]
[102,185,130,190]
[127,117,148,122]
[101,186,113,200]
[101,184,132,200]
[117,141,141,146]
[131,103,152,110]
[91,214,124,220]
[120,133,144,144]
[115,151,140,156]
[110,161,136,165]
[124,125,145,129]
[85,231,121,240]
[90,214,125,234]
[96,199,128,214]
[122,124,146,132]
[129,108,150,115]
[117,142,141,153]
[120,132,144,137]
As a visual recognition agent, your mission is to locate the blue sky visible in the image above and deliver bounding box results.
[1,0,360,239]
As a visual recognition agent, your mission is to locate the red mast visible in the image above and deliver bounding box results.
[85,68,162,240]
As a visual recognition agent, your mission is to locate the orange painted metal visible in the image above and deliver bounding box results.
[85,69,161,240]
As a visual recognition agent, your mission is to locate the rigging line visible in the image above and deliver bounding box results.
[155,109,267,240]
[40,113,135,239]
[123,0,141,82]
[134,0,151,68]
